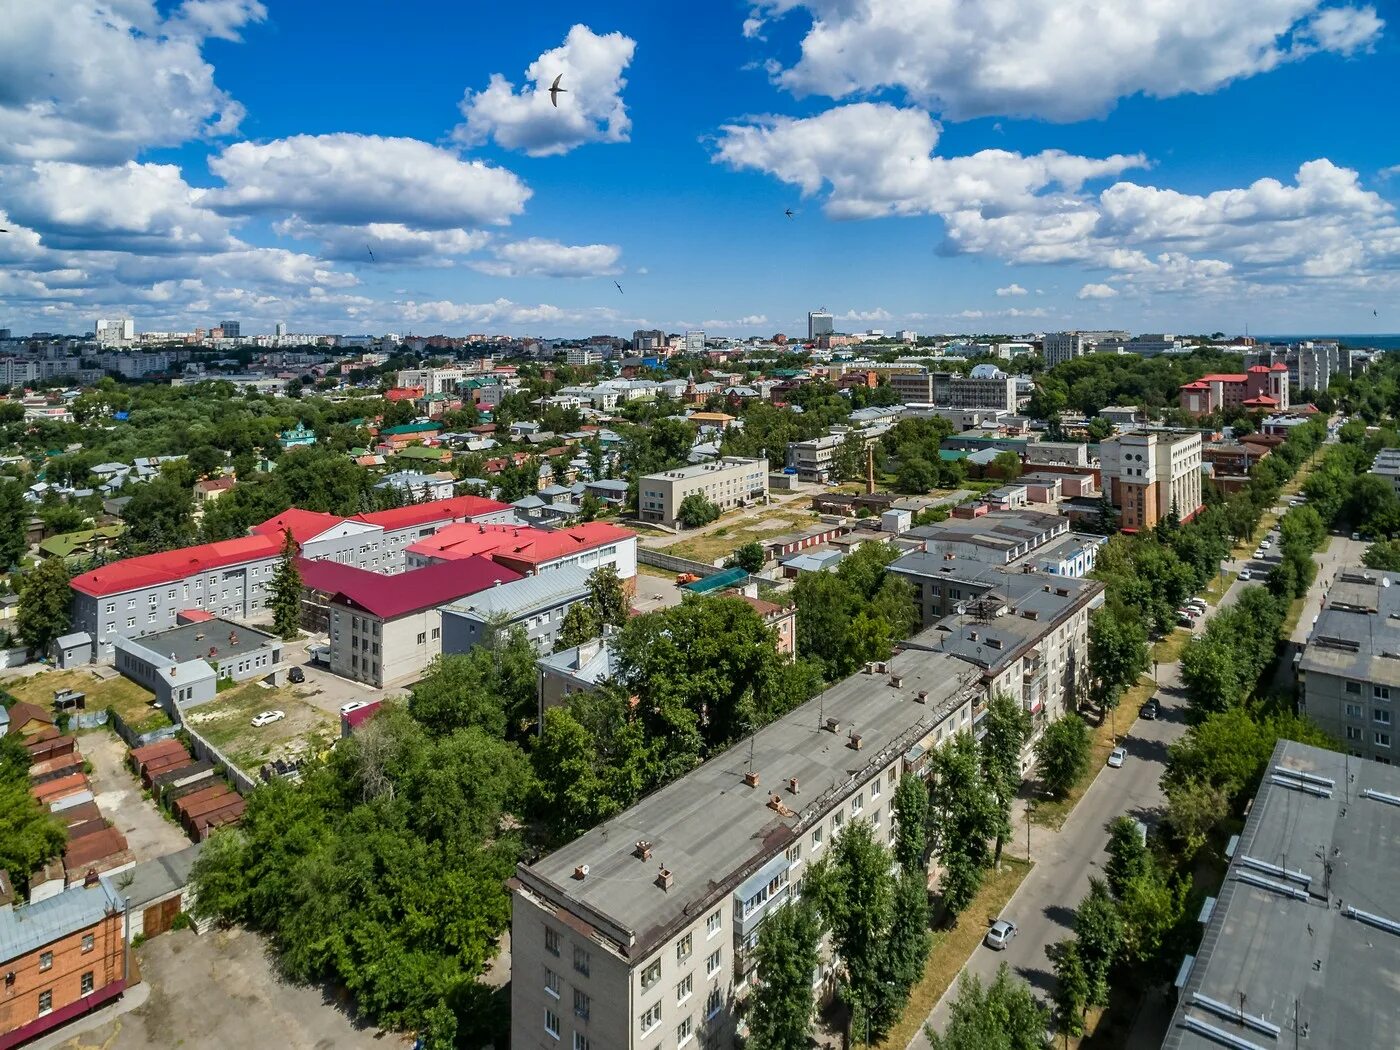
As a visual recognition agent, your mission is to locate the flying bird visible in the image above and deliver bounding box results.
[549,74,567,107]
[366,244,375,262]
[613,281,625,295]
[784,208,794,219]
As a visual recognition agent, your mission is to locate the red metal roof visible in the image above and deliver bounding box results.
[353,494,512,532]
[1272,362,1289,371]
[70,534,281,597]
[1197,372,1249,383]
[252,508,344,546]
[405,521,634,568]
[298,555,522,619]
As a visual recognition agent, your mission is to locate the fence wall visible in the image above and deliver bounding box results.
[637,548,726,575]
[182,726,258,795]
[106,708,180,750]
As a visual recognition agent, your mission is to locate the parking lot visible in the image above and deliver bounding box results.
[181,678,339,776]
[48,927,401,1050]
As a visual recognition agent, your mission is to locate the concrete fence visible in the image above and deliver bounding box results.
[107,707,180,750]
[182,725,258,796]
[71,709,110,731]
[637,548,727,575]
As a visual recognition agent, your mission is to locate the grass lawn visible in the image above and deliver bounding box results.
[4,667,171,734]
[1200,569,1237,606]
[181,679,338,775]
[871,858,1034,1049]
[1150,627,1194,666]
[660,511,820,564]
[1031,707,1123,830]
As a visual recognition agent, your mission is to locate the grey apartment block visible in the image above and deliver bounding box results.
[114,618,282,714]
[1299,567,1400,764]
[441,568,592,655]
[509,648,983,1050]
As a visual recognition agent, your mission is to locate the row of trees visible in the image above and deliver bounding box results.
[792,543,918,680]
[0,712,67,879]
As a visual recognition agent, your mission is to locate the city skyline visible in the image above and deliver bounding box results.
[1,1,1397,338]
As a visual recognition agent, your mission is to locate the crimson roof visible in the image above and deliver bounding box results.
[252,508,344,545]
[1197,373,1249,383]
[298,555,522,619]
[71,534,281,597]
[353,494,512,532]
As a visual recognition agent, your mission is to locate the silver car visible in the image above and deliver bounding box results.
[984,919,1017,950]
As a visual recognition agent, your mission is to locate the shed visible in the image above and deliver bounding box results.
[28,753,84,785]
[171,784,229,821]
[149,760,215,800]
[121,843,204,942]
[5,701,54,737]
[25,734,76,764]
[31,772,90,805]
[683,567,749,595]
[51,631,94,669]
[129,738,187,774]
[191,798,246,840]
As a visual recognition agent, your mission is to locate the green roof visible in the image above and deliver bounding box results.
[382,422,441,436]
[38,524,125,558]
[938,450,971,461]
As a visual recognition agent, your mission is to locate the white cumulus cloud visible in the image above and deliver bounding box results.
[753,0,1383,121]
[471,238,622,278]
[0,0,263,164]
[454,25,636,157]
[996,283,1027,297]
[1077,283,1119,299]
[273,218,492,264]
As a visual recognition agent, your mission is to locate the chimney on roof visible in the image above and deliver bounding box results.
[634,840,652,861]
[826,717,840,734]
[83,868,99,888]
[788,776,800,794]
[743,769,760,788]
[572,864,589,880]
[848,730,863,750]
[656,866,674,891]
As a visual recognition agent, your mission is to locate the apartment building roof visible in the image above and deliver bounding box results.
[301,556,522,620]
[405,521,633,568]
[0,876,123,961]
[1164,740,1400,1050]
[70,534,281,597]
[888,551,1008,591]
[537,637,619,687]
[443,566,592,623]
[516,646,981,961]
[640,456,765,482]
[353,493,511,531]
[252,508,344,546]
[121,617,278,664]
[905,510,1066,557]
[1298,568,1400,689]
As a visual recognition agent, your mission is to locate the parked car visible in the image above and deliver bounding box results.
[1108,747,1127,768]
[1353,532,1362,541]
[1187,599,1208,613]
[1177,615,1195,628]
[1239,569,1252,581]
[341,700,371,716]
[1260,539,1271,549]
[251,710,286,727]
[1141,697,1160,720]
[984,919,1018,950]
[287,666,305,684]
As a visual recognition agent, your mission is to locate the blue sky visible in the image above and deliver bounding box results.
[1,0,1397,337]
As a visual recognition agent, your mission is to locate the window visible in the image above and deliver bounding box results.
[1376,686,1392,701]
[786,843,802,865]
[640,1003,662,1036]
[127,598,136,609]
[872,807,881,828]
[706,949,721,977]
[812,826,824,851]
[1347,680,1363,694]
[105,602,114,614]
[677,932,693,962]
[39,951,52,972]
[545,969,560,998]
[417,632,427,645]
[574,989,590,1019]
[706,987,723,1019]
[81,971,94,995]
[1347,703,1364,719]
[126,617,135,628]
[38,990,52,1015]
[431,626,440,640]
[641,959,662,990]
[1347,726,1363,741]
[1377,732,1393,748]
[871,778,881,800]
[1379,709,1394,726]
[851,793,863,815]
[677,1016,694,1044]
[833,811,845,830]
[544,1008,561,1039]
[706,910,722,938]
[545,928,560,957]
[888,767,897,787]
[573,1035,590,1050]
[677,973,693,1002]
[82,934,94,953]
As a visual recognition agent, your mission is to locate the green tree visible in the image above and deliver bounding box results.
[531,707,625,843]
[270,529,302,641]
[879,869,932,1026]
[816,822,895,1044]
[731,540,766,574]
[747,900,823,1050]
[408,627,539,738]
[987,450,1022,481]
[1364,539,1400,572]
[579,492,602,522]
[1163,777,1230,856]
[834,429,869,483]
[554,601,602,651]
[677,492,720,528]
[928,733,999,917]
[925,965,1050,1050]
[121,475,195,552]
[588,565,629,628]
[980,692,1031,866]
[17,555,72,654]
[0,734,66,877]
[1051,939,1090,1037]
[1103,816,1151,899]
[1034,715,1091,799]
[1073,878,1122,1006]
[0,479,26,569]
[893,773,929,873]
[1088,609,1148,712]
[896,456,938,495]
[1116,866,1186,970]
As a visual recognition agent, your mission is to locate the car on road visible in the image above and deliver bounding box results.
[287,666,305,684]
[1239,569,1252,581]
[984,919,1017,950]
[1353,532,1361,541]
[1260,539,1271,549]
[341,700,371,716]
[251,710,285,727]
[1187,598,1208,614]
[1107,747,1127,768]
[1141,697,1160,720]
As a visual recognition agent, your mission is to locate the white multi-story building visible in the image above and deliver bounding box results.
[95,318,135,346]
[638,458,769,528]
[1098,430,1203,532]
[1042,331,1087,368]
[566,347,601,367]
[395,367,466,395]
[684,331,706,353]
[509,648,984,1050]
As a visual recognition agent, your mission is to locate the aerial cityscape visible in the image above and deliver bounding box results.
[2,3,1399,1050]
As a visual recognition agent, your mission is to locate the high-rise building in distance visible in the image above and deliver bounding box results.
[275,322,287,339]
[807,310,834,340]
[219,320,241,338]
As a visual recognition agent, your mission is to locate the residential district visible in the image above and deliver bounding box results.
[2,320,1399,1050]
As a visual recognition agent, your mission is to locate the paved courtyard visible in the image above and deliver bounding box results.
[82,729,192,863]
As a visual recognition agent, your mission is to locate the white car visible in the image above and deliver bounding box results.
[1187,599,1208,613]
[1239,569,1252,581]
[1107,747,1127,768]
[251,710,286,727]
[340,700,371,715]
[1260,539,1271,549]
[984,919,1018,950]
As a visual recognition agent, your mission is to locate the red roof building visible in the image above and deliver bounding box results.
[298,555,522,620]
[1179,365,1288,417]
[70,534,281,598]
[353,494,513,533]
[405,521,637,581]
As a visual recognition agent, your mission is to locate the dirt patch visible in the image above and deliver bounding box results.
[181,680,338,775]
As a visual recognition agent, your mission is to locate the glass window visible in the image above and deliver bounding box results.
[706,986,723,1019]
[574,989,590,1019]
[871,778,881,799]
[677,932,692,962]
[82,934,94,953]
[544,1008,560,1038]
[677,1016,693,1043]
[1376,732,1392,748]
[1347,681,1363,694]
[39,951,52,972]
[706,949,721,977]
[786,843,802,864]
[544,969,559,998]
[641,958,662,990]
[677,973,693,1002]
[81,971,94,995]
[812,826,824,850]
[706,910,722,938]
[544,928,560,957]
[38,990,52,1014]
[640,1003,662,1035]
[573,1035,589,1050]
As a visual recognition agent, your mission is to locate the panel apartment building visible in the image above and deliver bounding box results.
[889,370,1017,412]
[1097,430,1203,532]
[638,458,769,529]
[509,648,983,1050]
[1298,568,1400,764]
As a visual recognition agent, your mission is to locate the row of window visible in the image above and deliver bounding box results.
[1346,727,1391,748]
[1345,681,1391,701]
[36,970,96,1015]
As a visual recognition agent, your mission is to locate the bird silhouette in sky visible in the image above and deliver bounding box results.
[549,74,567,107]
[785,208,794,219]
[366,245,375,262]
[613,280,624,295]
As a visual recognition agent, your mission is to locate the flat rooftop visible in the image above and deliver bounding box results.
[517,647,982,961]
[1298,568,1400,689]
[129,617,278,663]
[906,510,1067,555]
[641,457,766,482]
[1165,740,1400,1050]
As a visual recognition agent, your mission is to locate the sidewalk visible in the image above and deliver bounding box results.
[24,981,150,1050]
